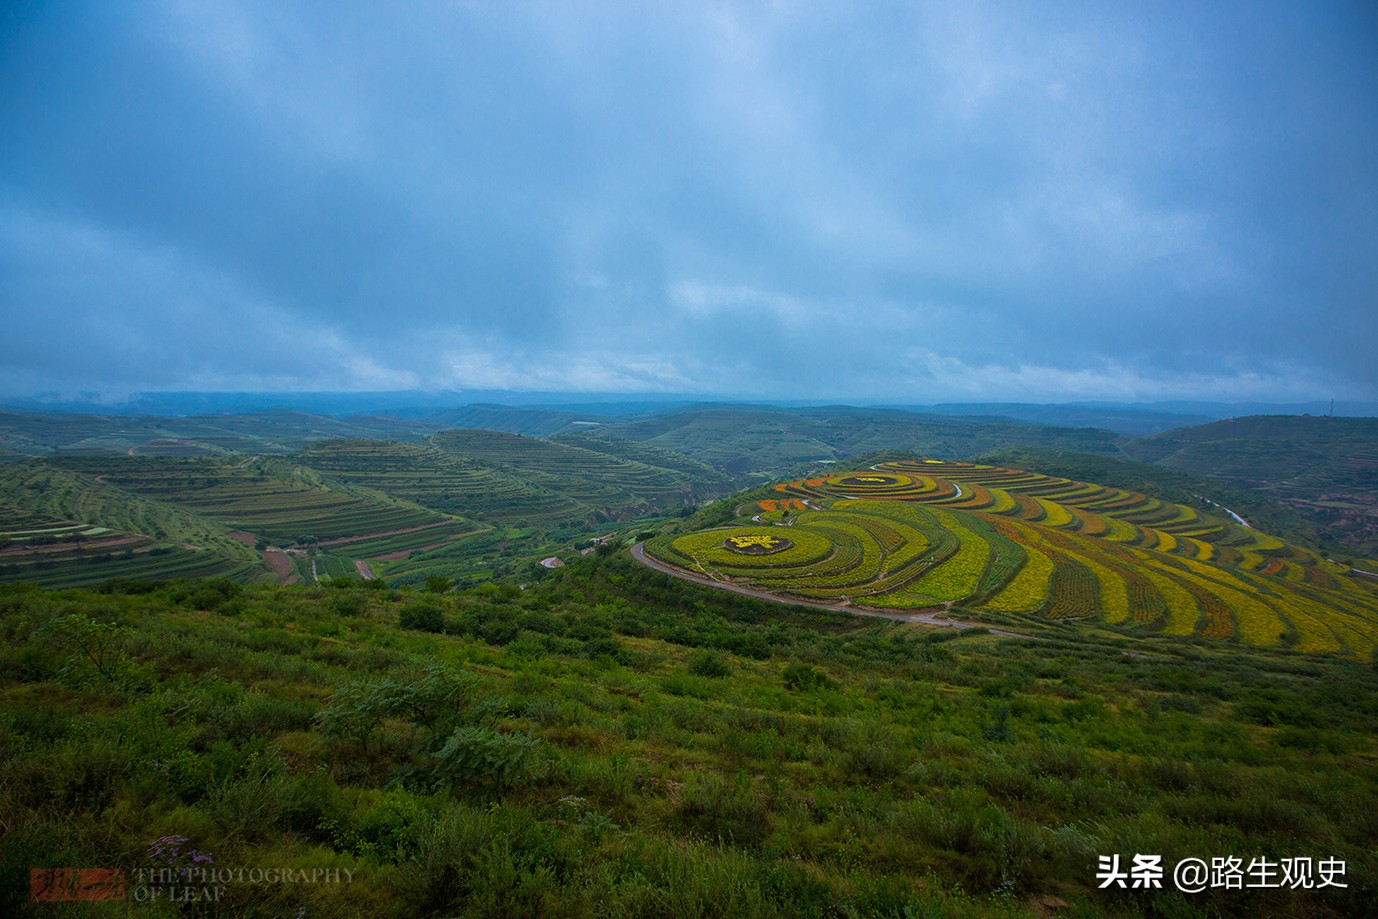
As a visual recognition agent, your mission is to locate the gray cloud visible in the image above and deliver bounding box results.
[2,0,1375,402]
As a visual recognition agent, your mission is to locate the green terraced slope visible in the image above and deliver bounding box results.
[12,455,490,587]
[297,439,593,527]
[598,406,1122,476]
[0,409,442,456]
[0,461,269,586]
[429,429,727,513]
[1121,416,1378,558]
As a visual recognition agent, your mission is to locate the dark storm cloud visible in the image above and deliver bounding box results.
[2,1,1375,401]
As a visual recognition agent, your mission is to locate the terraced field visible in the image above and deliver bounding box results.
[297,439,592,527]
[5,455,490,586]
[0,432,737,590]
[431,430,719,511]
[46,455,456,543]
[0,462,268,586]
[647,460,1378,656]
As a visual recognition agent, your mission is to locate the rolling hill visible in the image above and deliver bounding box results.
[646,459,1378,656]
[1123,416,1378,559]
[596,405,1123,476]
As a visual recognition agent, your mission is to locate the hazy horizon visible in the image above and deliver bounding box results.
[4,387,1376,423]
[4,2,1376,403]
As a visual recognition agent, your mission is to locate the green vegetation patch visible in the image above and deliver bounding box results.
[1,558,1375,918]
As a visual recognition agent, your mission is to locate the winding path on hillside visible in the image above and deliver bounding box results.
[630,543,1037,639]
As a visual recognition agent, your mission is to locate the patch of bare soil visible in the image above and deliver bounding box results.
[262,548,297,585]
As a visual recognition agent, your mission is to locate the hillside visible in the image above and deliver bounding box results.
[1123,416,1378,558]
[0,432,740,591]
[297,439,593,529]
[429,430,724,509]
[646,459,1378,656]
[971,446,1326,556]
[0,409,442,457]
[597,405,1122,477]
[0,460,269,587]
[3,415,1378,917]
[550,431,735,490]
[424,404,603,437]
[0,455,488,589]
[2,559,1373,918]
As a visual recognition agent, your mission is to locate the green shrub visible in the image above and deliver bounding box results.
[399,601,445,633]
[687,650,731,677]
[782,663,836,692]
[430,726,540,794]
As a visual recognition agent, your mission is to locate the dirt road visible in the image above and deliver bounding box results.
[630,543,1036,639]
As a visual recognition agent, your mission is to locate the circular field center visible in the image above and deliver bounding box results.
[662,526,836,570]
[831,474,912,488]
[722,534,794,555]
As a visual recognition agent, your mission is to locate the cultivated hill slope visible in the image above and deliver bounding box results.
[550,431,734,490]
[0,431,740,590]
[648,459,1378,656]
[0,454,488,588]
[428,429,727,510]
[424,403,602,437]
[297,438,592,528]
[0,460,269,586]
[1123,415,1378,558]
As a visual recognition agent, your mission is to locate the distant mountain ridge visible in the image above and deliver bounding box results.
[4,392,1373,436]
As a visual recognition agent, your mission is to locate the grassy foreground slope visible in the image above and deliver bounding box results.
[2,557,1375,918]
[648,460,1378,656]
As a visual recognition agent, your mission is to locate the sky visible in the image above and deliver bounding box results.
[2,1,1376,404]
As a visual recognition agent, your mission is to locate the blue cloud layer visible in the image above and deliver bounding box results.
[2,1,1375,401]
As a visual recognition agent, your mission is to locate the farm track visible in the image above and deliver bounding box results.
[630,542,1037,640]
[316,519,455,548]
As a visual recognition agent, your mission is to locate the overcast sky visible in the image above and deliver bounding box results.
[2,1,1376,403]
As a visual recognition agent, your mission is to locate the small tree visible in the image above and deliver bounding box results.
[36,614,133,684]
[399,601,445,633]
